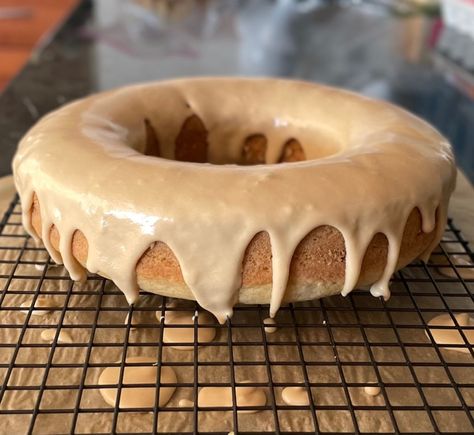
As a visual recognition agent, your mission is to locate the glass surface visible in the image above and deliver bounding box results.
[0,0,473,181]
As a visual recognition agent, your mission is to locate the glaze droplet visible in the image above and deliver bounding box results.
[263,317,277,334]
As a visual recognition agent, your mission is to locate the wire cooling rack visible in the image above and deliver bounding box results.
[0,194,473,435]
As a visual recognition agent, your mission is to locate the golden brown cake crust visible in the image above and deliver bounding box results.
[30,194,435,303]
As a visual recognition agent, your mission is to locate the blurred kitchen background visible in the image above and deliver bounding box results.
[0,0,473,181]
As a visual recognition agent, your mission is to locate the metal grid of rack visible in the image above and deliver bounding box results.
[0,194,473,434]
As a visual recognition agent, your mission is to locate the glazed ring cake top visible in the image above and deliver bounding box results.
[12,78,456,323]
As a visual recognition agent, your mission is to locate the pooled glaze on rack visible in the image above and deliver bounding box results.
[437,255,474,280]
[40,328,73,343]
[177,384,267,412]
[12,78,456,323]
[98,356,177,408]
[20,297,57,316]
[281,386,310,406]
[427,313,473,353]
[156,309,216,349]
[198,382,267,413]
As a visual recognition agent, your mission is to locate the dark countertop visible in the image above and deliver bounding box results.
[1,0,473,181]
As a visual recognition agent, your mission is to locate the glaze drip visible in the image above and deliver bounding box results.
[12,78,456,323]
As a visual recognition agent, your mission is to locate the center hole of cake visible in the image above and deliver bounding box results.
[143,114,341,165]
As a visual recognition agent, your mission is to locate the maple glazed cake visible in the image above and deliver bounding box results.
[12,78,457,323]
